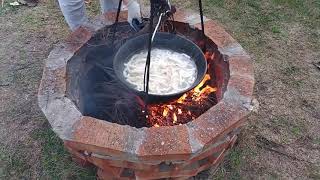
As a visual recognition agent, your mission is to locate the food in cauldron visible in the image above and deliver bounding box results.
[123,48,198,95]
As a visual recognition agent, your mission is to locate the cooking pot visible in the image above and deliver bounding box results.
[113,32,207,102]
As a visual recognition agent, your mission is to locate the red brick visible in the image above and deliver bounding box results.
[173,8,188,22]
[228,135,238,149]
[135,148,228,179]
[188,101,248,148]
[88,155,155,171]
[178,139,230,169]
[89,157,124,177]
[137,125,192,161]
[228,75,255,97]
[195,20,236,48]
[135,168,197,179]
[172,177,192,180]
[195,148,226,174]
[103,11,128,23]
[210,60,229,101]
[97,168,116,180]
[229,56,254,78]
[71,154,92,167]
[39,7,253,180]
[72,116,129,157]
[174,8,207,25]
[64,142,85,159]
[65,26,92,53]
[38,67,66,98]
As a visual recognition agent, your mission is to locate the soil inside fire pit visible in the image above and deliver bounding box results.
[66,21,228,128]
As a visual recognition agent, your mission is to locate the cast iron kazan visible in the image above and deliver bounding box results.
[113,32,207,101]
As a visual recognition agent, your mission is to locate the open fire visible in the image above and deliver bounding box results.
[147,52,217,126]
[72,22,220,128]
[39,9,254,179]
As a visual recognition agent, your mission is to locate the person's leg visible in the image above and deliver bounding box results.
[99,0,119,13]
[57,0,88,31]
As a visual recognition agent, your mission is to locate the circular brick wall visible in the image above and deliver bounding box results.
[38,9,254,179]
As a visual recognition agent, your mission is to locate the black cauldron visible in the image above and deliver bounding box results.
[113,32,207,102]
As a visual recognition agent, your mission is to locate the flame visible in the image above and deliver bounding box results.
[194,74,211,94]
[177,94,187,104]
[146,52,217,127]
[194,85,217,101]
[173,113,177,124]
[162,107,169,117]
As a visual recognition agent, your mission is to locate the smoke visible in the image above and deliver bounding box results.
[79,39,148,128]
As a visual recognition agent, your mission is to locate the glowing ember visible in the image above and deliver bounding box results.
[148,53,217,127]
[173,113,178,124]
[162,107,169,117]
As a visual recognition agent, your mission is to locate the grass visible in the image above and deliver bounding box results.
[198,0,320,53]
[214,148,243,180]
[282,66,301,76]
[86,0,101,17]
[0,0,91,179]
[20,12,46,29]
[314,138,320,145]
[269,116,307,140]
[279,65,305,88]
[271,25,281,34]
[0,143,32,178]
[290,126,302,136]
[32,128,96,180]
[308,164,320,179]
[0,144,10,178]
[182,2,320,178]
[0,0,18,15]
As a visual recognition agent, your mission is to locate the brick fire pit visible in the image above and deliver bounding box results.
[38,9,254,179]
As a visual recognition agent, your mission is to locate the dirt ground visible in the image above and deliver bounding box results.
[0,0,319,179]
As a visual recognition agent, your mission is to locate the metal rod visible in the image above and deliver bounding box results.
[111,0,123,44]
[198,0,206,51]
[143,3,155,107]
[151,13,165,42]
[167,0,171,11]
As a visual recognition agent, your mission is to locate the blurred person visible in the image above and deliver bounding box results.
[57,0,141,31]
